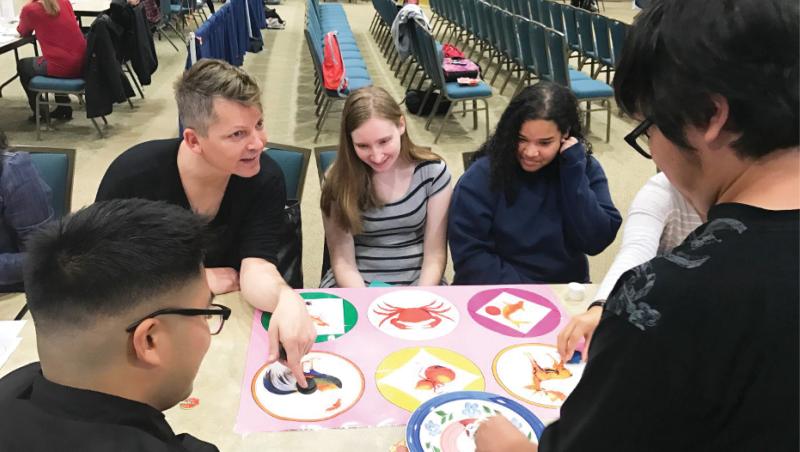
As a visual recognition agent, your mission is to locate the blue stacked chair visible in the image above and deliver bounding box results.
[412,22,492,143]
[529,20,590,83]
[305,0,373,141]
[608,18,629,70]
[590,13,614,82]
[574,8,599,74]
[544,28,612,142]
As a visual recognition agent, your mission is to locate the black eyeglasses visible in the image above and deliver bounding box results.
[125,303,232,335]
[624,118,653,159]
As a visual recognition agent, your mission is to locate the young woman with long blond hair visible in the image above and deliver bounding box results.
[16,0,86,121]
[320,86,452,288]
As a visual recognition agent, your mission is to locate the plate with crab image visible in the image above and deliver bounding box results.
[367,290,460,341]
[376,347,485,412]
[406,391,544,452]
[492,343,585,409]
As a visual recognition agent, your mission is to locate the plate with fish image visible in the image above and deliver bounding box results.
[251,351,365,422]
[492,343,585,409]
[406,391,544,452]
[467,288,562,337]
[368,290,460,341]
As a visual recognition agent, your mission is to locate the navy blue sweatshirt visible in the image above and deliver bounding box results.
[448,143,621,284]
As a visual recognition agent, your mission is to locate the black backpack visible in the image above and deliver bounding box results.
[404,89,451,116]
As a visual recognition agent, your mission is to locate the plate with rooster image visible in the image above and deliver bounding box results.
[406,391,544,452]
[367,290,460,341]
[375,347,485,412]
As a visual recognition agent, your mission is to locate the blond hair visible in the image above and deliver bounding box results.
[41,0,60,15]
[320,86,441,235]
[174,59,262,136]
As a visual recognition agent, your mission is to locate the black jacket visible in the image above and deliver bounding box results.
[110,0,158,85]
[84,15,134,118]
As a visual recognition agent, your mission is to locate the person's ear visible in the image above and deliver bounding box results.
[704,95,731,148]
[182,128,204,156]
[398,116,406,136]
[131,319,164,368]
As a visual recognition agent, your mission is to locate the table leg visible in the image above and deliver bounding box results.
[0,40,38,97]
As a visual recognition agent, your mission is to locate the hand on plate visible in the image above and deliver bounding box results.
[556,304,603,362]
[474,415,538,452]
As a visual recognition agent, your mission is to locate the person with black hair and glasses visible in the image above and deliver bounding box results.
[0,199,224,451]
[0,130,53,293]
[474,0,799,451]
[448,82,622,285]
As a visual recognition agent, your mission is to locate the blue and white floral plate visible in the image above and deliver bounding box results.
[406,391,545,452]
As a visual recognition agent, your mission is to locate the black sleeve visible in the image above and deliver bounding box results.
[237,155,286,265]
[95,162,133,202]
[539,265,690,451]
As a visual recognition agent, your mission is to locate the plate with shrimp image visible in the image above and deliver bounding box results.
[368,290,460,341]
[492,343,585,409]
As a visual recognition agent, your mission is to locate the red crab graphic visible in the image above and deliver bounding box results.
[373,300,454,330]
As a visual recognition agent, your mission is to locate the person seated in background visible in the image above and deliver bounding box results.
[319,86,452,288]
[16,0,86,121]
[0,199,221,451]
[95,59,315,387]
[0,130,53,293]
[475,0,798,450]
[557,172,702,361]
[448,82,621,285]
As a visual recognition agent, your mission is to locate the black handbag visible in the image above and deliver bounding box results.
[275,200,303,289]
[404,89,451,116]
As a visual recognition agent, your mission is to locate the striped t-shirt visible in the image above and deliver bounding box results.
[320,159,452,287]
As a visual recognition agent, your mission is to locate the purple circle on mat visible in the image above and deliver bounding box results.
[467,288,561,337]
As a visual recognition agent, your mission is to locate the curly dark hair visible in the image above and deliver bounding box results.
[475,82,589,204]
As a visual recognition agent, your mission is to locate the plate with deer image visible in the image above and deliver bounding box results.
[367,289,460,341]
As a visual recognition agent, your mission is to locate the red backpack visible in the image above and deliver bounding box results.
[322,31,348,95]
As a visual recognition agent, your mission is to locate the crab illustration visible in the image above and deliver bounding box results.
[373,300,454,330]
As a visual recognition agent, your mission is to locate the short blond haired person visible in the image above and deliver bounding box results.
[97,59,317,386]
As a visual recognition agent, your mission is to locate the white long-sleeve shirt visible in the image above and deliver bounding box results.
[594,173,702,301]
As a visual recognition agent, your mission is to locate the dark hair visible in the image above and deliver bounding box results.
[478,82,588,203]
[24,199,209,328]
[0,130,7,151]
[614,0,799,159]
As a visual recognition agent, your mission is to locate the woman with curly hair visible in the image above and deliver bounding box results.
[320,86,452,288]
[448,82,621,284]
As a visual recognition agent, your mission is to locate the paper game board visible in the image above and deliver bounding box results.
[235,285,584,434]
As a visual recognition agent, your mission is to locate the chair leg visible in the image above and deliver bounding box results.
[483,99,490,139]
[472,99,478,129]
[35,91,42,141]
[434,101,456,144]
[425,93,443,130]
[160,26,181,51]
[90,117,105,138]
[605,100,611,143]
[126,63,145,99]
[315,98,333,143]
[499,64,517,95]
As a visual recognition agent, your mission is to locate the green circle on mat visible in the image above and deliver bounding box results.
[260,292,358,343]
